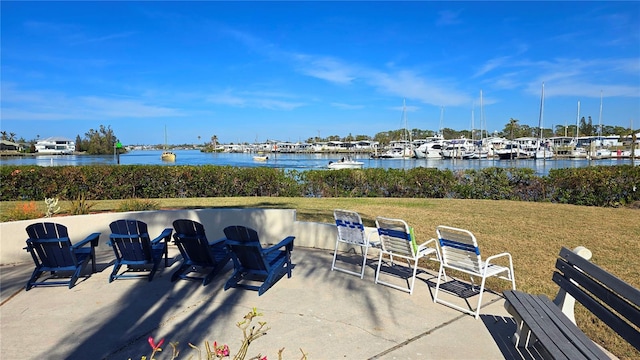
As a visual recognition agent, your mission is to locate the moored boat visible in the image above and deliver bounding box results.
[328,157,364,170]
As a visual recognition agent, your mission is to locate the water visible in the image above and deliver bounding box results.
[1,149,638,176]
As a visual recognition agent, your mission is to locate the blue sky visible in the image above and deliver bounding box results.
[2,1,639,145]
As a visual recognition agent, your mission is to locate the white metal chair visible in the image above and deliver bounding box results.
[374,217,438,294]
[331,209,377,279]
[433,225,516,319]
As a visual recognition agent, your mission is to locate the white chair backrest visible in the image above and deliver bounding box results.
[334,209,367,246]
[376,217,414,257]
[436,225,481,273]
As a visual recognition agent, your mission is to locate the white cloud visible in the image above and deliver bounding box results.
[206,89,305,110]
[331,102,364,110]
[1,85,183,121]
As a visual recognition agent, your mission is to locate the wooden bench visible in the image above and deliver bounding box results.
[503,246,640,359]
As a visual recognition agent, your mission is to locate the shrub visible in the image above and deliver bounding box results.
[68,193,96,215]
[5,201,42,221]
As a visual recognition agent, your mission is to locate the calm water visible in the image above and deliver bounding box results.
[1,149,638,176]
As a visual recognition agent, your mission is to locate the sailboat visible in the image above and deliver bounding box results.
[535,82,554,159]
[161,125,176,162]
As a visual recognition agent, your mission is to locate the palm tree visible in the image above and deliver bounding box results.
[211,135,218,151]
[507,118,519,140]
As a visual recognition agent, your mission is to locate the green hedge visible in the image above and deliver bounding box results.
[1,165,639,207]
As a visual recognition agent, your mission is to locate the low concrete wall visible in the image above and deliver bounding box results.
[0,208,373,265]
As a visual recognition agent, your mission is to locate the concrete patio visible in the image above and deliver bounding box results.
[0,209,525,359]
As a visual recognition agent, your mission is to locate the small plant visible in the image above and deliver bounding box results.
[6,201,43,221]
[118,199,160,212]
[69,193,96,215]
[44,197,61,217]
[118,198,161,212]
[137,308,307,360]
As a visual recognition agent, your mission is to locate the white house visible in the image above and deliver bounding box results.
[35,137,75,154]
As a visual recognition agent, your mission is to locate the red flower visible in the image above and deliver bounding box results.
[148,336,165,351]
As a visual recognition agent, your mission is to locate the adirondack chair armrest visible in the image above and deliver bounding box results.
[264,236,295,254]
[151,228,173,245]
[74,232,101,249]
[107,233,138,246]
[208,238,227,247]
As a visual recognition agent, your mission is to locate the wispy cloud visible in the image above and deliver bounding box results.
[331,102,364,110]
[207,89,305,110]
[1,84,183,121]
[436,10,463,26]
[294,54,356,85]
[69,31,136,46]
[24,20,135,46]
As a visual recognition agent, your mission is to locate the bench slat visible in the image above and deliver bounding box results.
[553,271,640,352]
[556,261,640,328]
[505,292,609,359]
[532,292,611,360]
[559,247,640,307]
[504,290,606,360]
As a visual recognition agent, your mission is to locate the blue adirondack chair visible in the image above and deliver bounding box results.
[223,225,295,296]
[171,219,231,286]
[107,220,172,282]
[24,222,100,290]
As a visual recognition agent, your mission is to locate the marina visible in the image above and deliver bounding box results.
[1,149,638,177]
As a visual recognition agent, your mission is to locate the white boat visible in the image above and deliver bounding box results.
[414,135,446,159]
[441,138,475,159]
[328,157,364,170]
[377,99,414,159]
[161,151,176,162]
[253,155,269,161]
[161,125,176,162]
[534,82,554,160]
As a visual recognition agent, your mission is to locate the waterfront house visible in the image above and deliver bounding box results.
[35,137,75,154]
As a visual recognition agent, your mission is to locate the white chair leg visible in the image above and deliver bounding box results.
[359,245,368,279]
[433,263,445,303]
[374,251,383,284]
[475,276,488,319]
[330,238,340,272]
[409,259,419,295]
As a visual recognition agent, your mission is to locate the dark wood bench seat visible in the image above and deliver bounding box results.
[503,246,640,359]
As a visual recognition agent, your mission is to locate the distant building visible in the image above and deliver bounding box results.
[35,137,75,154]
[0,140,22,151]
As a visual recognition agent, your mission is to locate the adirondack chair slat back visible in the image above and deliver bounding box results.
[109,220,153,261]
[26,223,76,267]
[224,226,269,272]
[334,210,367,246]
[26,222,69,239]
[173,219,213,263]
[436,225,481,273]
[376,217,414,257]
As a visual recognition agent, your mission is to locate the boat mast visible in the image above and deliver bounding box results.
[538,82,545,141]
[480,89,484,140]
[598,90,603,138]
[439,106,444,136]
[575,100,580,141]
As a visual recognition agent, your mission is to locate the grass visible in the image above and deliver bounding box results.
[2,197,639,358]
